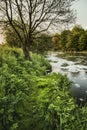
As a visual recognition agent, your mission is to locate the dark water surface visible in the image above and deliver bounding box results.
[46,52,87,104]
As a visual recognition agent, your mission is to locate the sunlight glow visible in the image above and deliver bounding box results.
[0,34,5,44]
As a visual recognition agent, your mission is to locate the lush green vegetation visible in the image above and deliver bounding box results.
[0,45,87,130]
[5,26,53,54]
[52,25,87,51]
[5,25,87,53]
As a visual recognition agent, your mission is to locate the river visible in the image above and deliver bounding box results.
[46,52,87,104]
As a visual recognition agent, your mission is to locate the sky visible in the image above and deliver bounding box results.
[73,0,87,29]
[0,34,5,44]
[0,0,87,43]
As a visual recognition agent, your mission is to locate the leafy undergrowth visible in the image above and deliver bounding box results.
[0,45,87,130]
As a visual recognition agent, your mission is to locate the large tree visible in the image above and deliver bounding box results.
[0,0,76,59]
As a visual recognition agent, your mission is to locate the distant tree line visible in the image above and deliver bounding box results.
[5,25,87,52]
[52,25,87,51]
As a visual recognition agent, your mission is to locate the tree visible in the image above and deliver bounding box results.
[72,25,84,34]
[52,33,61,50]
[66,32,79,51]
[59,30,71,51]
[66,25,85,51]
[78,32,87,51]
[0,0,76,59]
[5,26,53,53]
[30,33,53,53]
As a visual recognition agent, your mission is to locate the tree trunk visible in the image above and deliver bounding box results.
[23,33,32,60]
[23,45,30,60]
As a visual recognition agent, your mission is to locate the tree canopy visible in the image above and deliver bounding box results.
[52,25,87,51]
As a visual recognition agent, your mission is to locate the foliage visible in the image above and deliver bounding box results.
[30,33,53,53]
[5,28,53,53]
[78,31,87,51]
[66,25,85,51]
[0,45,51,130]
[0,46,87,130]
[52,25,87,51]
[5,26,22,48]
[66,32,79,51]
[52,33,61,50]
[59,30,71,51]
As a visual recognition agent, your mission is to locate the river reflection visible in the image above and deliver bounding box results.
[46,52,87,104]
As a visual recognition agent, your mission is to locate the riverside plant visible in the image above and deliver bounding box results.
[0,45,87,130]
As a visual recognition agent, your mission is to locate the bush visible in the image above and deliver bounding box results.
[0,46,51,130]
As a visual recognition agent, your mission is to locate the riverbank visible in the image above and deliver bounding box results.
[0,46,87,130]
[52,50,87,54]
[64,51,87,54]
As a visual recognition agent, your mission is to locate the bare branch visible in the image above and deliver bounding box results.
[0,0,77,59]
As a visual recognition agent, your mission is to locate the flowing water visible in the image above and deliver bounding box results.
[46,52,87,104]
